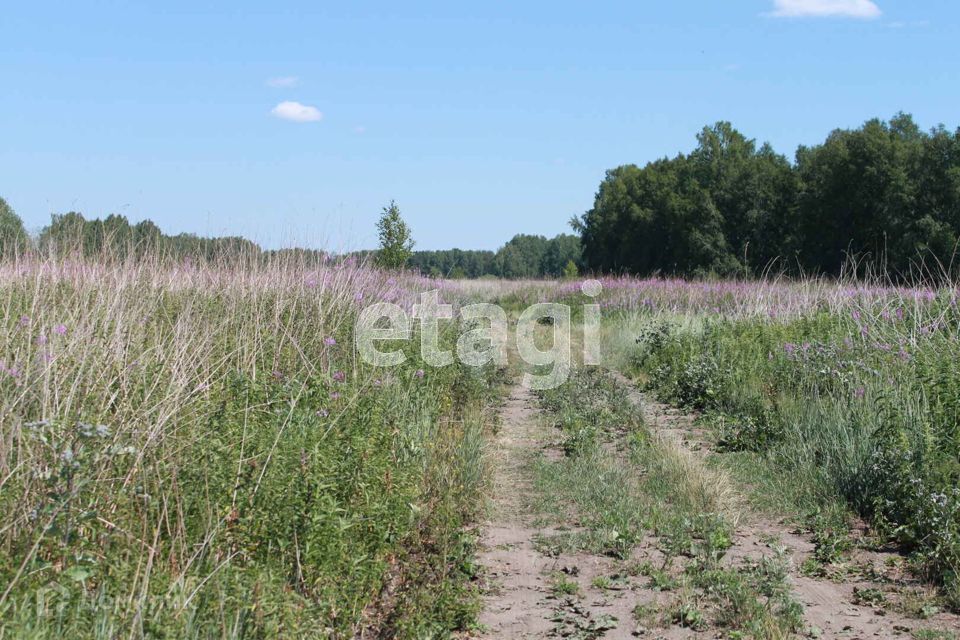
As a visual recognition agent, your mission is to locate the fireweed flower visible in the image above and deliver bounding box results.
[854,387,866,399]
[414,369,425,379]
[1,361,20,378]
[783,343,796,356]
[332,370,346,382]
[19,315,30,327]
[324,337,337,346]
[54,324,68,336]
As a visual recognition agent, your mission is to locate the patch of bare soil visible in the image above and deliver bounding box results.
[475,382,711,639]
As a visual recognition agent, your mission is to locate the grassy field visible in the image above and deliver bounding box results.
[586,276,960,606]
[2,257,960,638]
[0,253,504,638]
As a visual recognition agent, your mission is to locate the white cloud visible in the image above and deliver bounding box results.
[768,0,881,19]
[266,76,300,88]
[271,101,323,123]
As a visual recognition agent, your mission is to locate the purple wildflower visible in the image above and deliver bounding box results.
[415,369,425,379]
[324,337,337,346]
[332,370,346,382]
[54,324,68,336]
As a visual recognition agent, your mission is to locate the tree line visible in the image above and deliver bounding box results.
[409,233,581,279]
[0,199,583,279]
[575,113,960,279]
[0,205,324,264]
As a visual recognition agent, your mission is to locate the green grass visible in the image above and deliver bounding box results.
[0,254,504,638]
[624,305,960,606]
[549,574,581,597]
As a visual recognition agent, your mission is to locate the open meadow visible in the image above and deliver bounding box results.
[4,5,960,636]
[1,250,959,638]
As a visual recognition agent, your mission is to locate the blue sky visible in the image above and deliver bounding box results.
[1,0,957,251]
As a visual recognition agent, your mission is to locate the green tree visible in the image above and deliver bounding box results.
[39,211,87,254]
[562,259,579,279]
[576,153,738,277]
[0,197,29,258]
[795,113,928,276]
[541,234,582,276]
[375,200,414,269]
[494,234,549,278]
[574,115,960,279]
[689,122,797,273]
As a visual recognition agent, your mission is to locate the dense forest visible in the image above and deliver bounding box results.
[4,112,960,280]
[576,113,960,279]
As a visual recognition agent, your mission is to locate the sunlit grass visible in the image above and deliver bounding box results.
[0,248,501,638]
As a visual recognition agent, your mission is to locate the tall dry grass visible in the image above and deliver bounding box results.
[0,247,496,637]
